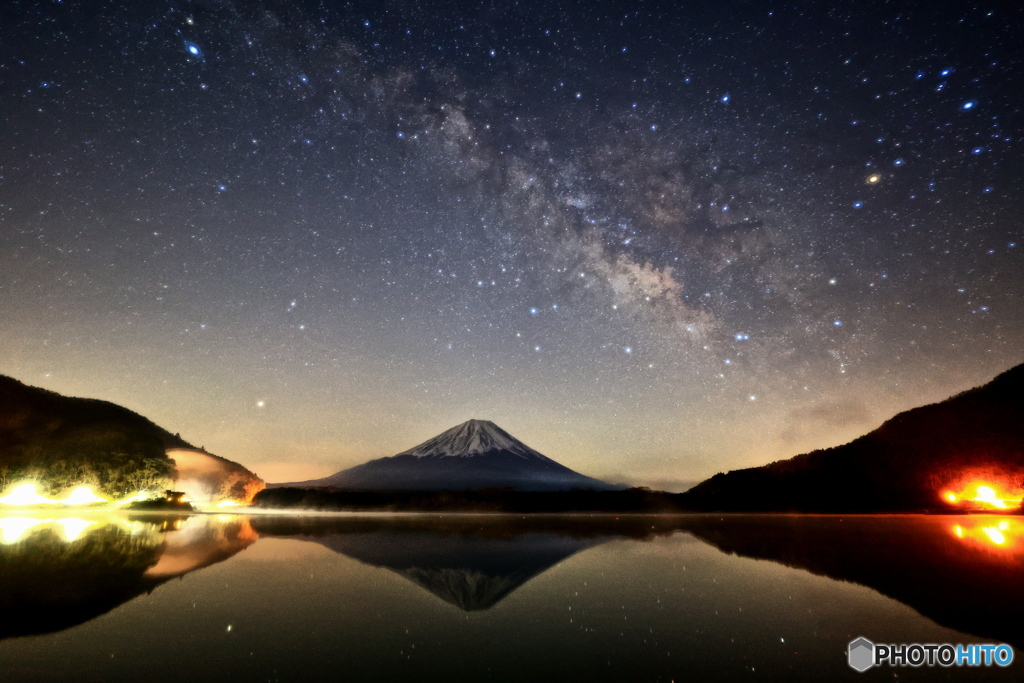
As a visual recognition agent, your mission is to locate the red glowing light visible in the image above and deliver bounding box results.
[941,481,1023,511]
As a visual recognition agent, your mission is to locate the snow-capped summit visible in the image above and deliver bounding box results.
[272,419,622,492]
[397,419,551,460]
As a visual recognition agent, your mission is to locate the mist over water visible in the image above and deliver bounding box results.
[0,513,1017,681]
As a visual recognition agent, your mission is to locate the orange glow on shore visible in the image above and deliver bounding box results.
[941,481,1023,511]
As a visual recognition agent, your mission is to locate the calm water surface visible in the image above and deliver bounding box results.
[0,513,1020,681]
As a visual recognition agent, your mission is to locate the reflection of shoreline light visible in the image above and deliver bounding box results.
[0,517,46,544]
[56,518,99,542]
[0,516,115,544]
[951,518,1021,550]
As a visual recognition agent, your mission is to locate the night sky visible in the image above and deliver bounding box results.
[2,1,1022,488]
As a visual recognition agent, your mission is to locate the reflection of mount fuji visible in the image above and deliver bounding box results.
[256,514,1024,642]
[322,532,603,610]
[252,517,614,611]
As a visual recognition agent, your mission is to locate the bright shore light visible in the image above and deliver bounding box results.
[62,486,108,505]
[0,484,59,506]
[941,481,1023,511]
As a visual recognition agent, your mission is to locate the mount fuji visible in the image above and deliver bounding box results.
[272,419,622,492]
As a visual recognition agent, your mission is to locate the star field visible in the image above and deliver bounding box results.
[1,1,1022,487]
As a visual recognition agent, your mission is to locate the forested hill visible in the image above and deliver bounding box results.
[0,374,191,496]
[679,363,1024,512]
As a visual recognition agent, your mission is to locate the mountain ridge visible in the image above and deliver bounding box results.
[0,374,264,501]
[678,362,1024,512]
[273,418,622,492]
[397,419,554,461]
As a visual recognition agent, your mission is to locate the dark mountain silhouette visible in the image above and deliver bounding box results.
[272,419,621,492]
[0,374,263,500]
[0,374,191,452]
[680,363,1024,512]
[253,485,685,512]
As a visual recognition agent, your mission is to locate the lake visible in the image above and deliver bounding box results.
[0,512,1019,681]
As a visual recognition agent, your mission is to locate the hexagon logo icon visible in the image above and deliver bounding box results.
[848,637,875,672]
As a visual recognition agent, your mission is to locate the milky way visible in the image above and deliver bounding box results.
[2,1,1022,487]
